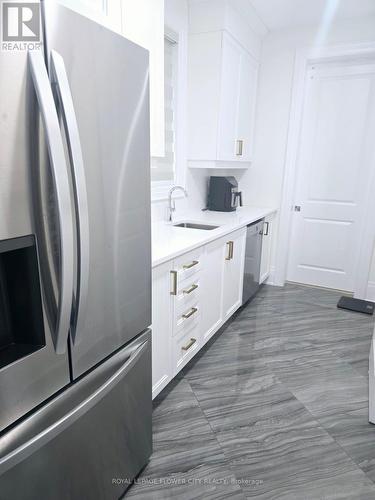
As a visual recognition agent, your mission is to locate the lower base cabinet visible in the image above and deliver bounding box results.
[222,229,246,320]
[201,238,224,343]
[152,227,247,399]
[173,323,200,374]
[260,214,274,284]
[151,262,173,398]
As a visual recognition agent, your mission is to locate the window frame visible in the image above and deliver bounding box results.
[151,26,186,201]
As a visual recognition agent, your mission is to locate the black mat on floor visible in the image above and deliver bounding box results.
[337,296,375,315]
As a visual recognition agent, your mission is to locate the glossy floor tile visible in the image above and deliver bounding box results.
[126,283,375,499]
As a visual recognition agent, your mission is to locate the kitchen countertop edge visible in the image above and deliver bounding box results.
[152,206,277,268]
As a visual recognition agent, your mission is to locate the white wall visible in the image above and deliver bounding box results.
[239,16,375,285]
[370,253,375,281]
[368,245,375,300]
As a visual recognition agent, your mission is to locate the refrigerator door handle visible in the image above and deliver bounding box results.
[28,50,74,354]
[0,336,150,476]
[50,50,90,343]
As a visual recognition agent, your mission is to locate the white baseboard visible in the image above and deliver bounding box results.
[367,281,375,302]
[152,374,170,400]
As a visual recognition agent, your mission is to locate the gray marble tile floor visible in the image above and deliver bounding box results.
[126,283,375,499]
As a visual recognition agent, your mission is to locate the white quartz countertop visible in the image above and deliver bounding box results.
[152,206,277,267]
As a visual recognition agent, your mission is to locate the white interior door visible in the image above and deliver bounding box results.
[287,61,375,291]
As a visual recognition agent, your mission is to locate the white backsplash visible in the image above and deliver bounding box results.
[151,168,203,222]
[151,168,247,223]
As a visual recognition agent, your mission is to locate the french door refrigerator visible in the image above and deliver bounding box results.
[0,2,152,498]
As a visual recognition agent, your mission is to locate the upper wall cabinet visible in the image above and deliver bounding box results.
[188,30,258,169]
[55,0,122,33]
[121,0,165,157]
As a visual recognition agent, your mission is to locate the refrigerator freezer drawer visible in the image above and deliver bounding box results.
[0,330,152,500]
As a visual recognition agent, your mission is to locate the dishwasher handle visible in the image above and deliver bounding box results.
[246,220,263,236]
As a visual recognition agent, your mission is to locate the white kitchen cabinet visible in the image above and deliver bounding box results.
[121,0,164,158]
[222,228,247,319]
[188,30,258,168]
[151,262,173,399]
[236,50,258,161]
[57,0,122,32]
[260,215,274,284]
[152,228,247,398]
[172,322,200,374]
[201,238,225,344]
[170,248,203,373]
[216,33,242,162]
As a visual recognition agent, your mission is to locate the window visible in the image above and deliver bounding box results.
[151,31,179,196]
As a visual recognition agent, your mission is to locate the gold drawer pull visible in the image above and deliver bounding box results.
[183,284,198,295]
[183,260,199,270]
[170,270,177,295]
[225,241,233,260]
[182,338,197,351]
[182,307,198,319]
[236,139,243,156]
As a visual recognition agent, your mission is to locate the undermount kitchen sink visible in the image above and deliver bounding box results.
[173,222,220,230]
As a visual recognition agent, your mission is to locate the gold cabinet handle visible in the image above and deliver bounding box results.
[182,307,198,319]
[183,283,198,295]
[236,139,243,156]
[170,270,177,295]
[230,240,234,259]
[225,241,233,260]
[182,337,197,351]
[225,241,231,260]
[183,260,199,270]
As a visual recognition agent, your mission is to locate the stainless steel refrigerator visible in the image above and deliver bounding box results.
[0,2,152,498]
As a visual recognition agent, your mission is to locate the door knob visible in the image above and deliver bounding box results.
[294,205,301,212]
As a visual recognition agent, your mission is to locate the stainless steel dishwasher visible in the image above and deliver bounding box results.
[242,219,264,304]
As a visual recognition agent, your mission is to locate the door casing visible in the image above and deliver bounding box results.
[275,42,375,298]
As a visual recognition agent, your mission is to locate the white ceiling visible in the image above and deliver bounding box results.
[248,0,375,31]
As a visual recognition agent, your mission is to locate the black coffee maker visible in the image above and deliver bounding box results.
[207,176,243,212]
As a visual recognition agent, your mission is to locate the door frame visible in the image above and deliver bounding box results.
[274,42,375,298]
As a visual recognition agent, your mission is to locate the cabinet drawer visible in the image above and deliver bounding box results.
[174,248,203,282]
[174,275,201,313]
[174,301,200,336]
[173,323,200,374]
